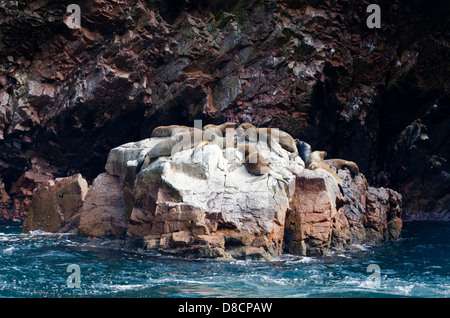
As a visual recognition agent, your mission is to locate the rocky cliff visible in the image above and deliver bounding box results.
[0,0,449,224]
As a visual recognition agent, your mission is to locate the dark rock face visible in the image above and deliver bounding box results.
[0,0,449,222]
[386,107,450,221]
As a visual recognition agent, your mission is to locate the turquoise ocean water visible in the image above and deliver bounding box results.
[0,222,448,298]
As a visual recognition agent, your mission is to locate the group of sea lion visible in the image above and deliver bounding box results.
[296,140,359,186]
[136,122,360,187]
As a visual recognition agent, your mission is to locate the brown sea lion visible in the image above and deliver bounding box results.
[150,125,201,138]
[305,151,343,185]
[239,143,270,176]
[136,130,208,173]
[203,122,240,136]
[237,142,289,185]
[237,123,298,158]
[323,159,359,176]
[135,137,181,173]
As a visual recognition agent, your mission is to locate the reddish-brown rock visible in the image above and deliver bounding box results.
[284,168,402,256]
[78,173,128,239]
[284,169,342,256]
[21,172,128,239]
[0,177,11,223]
[22,174,88,233]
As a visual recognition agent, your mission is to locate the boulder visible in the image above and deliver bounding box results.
[284,169,342,256]
[78,173,128,239]
[22,174,88,233]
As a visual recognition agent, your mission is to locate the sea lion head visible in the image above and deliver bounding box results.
[238,123,255,130]
[318,151,327,160]
[203,124,216,130]
[236,123,257,140]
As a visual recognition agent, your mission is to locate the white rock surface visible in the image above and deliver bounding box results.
[105,136,305,259]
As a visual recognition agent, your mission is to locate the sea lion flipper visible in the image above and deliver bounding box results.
[135,159,144,174]
[135,155,151,174]
[191,140,210,158]
[266,135,285,157]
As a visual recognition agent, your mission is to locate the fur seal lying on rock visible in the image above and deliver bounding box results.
[151,125,200,138]
[136,129,211,173]
[300,140,360,179]
[203,122,239,136]
[237,123,298,158]
[305,150,343,185]
[238,142,288,185]
[135,136,181,173]
[323,159,359,176]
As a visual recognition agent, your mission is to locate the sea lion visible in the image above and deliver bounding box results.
[136,130,206,173]
[305,151,343,185]
[305,150,326,169]
[135,136,181,173]
[191,133,238,156]
[238,142,289,185]
[296,140,311,162]
[322,159,359,176]
[150,125,201,138]
[203,122,240,136]
[239,143,270,176]
[237,123,298,158]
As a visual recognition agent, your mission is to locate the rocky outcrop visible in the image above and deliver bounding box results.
[284,168,402,256]
[0,177,11,223]
[0,0,447,223]
[107,136,301,259]
[22,173,88,233]
[5,157,58,224]
[21,171,128,238]
[284,169,343,256]
[22,133,402,259]
[78,173,128,239]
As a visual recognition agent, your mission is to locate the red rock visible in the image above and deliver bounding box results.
[22,174,88,233]
[284,169,342,256]
[78,173,127,239]
[285,168,403,256]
